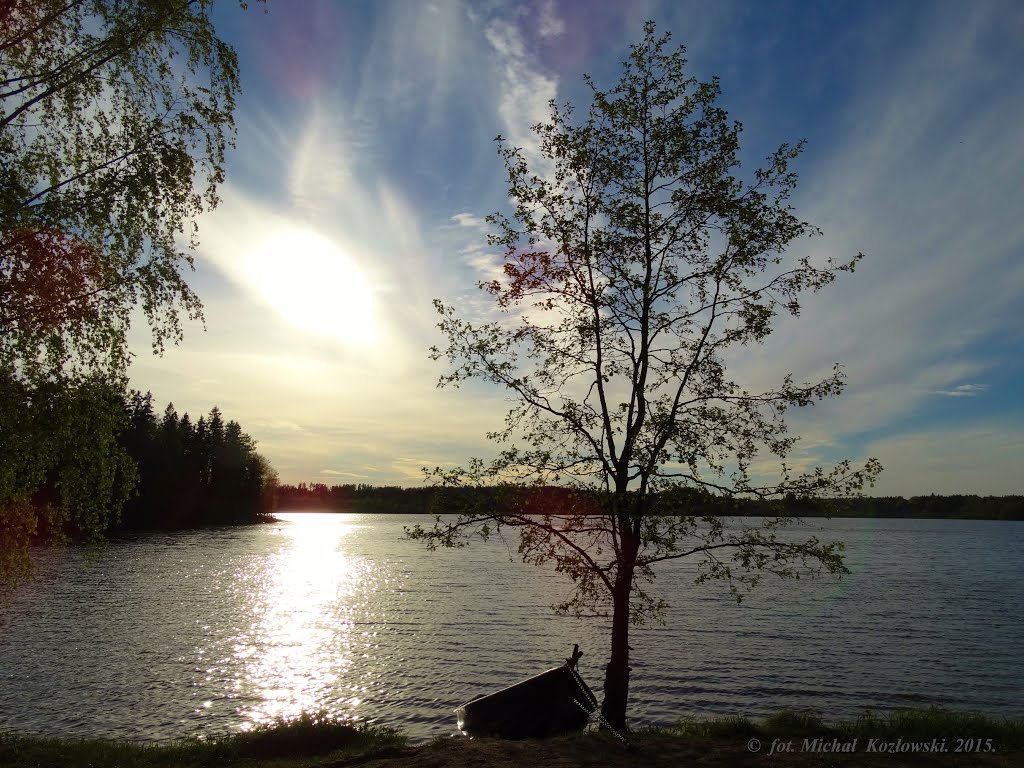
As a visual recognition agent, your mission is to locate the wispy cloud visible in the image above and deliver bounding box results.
[125,1,1022,495]
[319,469,370,479]
[391,455,459,482]
[727,1,1024,455]
[451,212,488,228]
[483,15,558,166]
[934,384,989,398]
[537,0,566,39]
[461,244,504,284]
[286,104,360,221]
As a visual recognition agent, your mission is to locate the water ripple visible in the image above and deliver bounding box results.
[1,514,1021,742]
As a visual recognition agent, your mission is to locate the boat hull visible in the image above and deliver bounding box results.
[455,664,598,739]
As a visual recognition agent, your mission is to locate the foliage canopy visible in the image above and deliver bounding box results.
[0,0,251,590]
[1,0,245,374]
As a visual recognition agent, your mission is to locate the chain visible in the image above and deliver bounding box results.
[568,664,631,749]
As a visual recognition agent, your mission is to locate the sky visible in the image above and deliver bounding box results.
[125,0,1024,496]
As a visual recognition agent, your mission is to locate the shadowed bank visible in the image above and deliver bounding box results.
[2,709,1021,768]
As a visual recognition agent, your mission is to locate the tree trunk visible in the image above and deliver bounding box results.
[601,571,633,729]
[601,510,638,730]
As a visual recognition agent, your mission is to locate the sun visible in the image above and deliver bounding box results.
[247,229,377,345]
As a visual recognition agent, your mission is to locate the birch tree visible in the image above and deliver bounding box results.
[411,23,881,730]
[1,0,253,591]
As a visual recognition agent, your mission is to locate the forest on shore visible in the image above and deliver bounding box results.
[118,391,276,530]
[5,378,276,547]
[275,482,1024,520]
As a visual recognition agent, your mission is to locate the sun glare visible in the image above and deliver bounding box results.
[248,229,377,345]
[238,512,369,728]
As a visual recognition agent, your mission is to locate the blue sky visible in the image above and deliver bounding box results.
[126,0,1024,495]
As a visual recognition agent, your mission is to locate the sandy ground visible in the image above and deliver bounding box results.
[326,734,1024,768]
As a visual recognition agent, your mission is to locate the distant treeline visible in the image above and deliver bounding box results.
[117,392,277,530]
[274,483,1024,520]
[276,483,435,514]
[773,492,1023,520]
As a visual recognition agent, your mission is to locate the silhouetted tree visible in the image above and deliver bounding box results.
[413,23,880,729]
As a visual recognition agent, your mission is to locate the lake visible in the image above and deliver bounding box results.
[0,513,1021,743]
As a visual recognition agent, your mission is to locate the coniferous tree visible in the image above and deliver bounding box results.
[114,397,275,529]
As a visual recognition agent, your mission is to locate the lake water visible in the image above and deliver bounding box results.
[0,513,1021,743]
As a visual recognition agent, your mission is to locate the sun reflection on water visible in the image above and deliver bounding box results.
[236,513,372,729]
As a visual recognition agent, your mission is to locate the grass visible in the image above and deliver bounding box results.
[0,714,406,768]
[668,706,1024,756]
[2,708,1021,768]
[713,707,1019,747]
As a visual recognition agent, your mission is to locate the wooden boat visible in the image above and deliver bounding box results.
[455,645,599,739]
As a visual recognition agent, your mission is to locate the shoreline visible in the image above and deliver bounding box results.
[3,708,1021,768]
